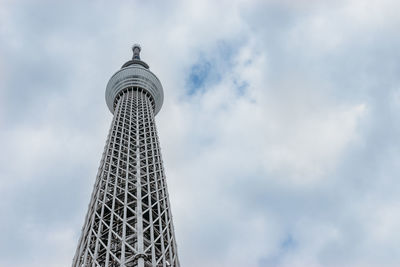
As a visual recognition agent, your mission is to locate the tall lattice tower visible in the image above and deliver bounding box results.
[73,45,180,267]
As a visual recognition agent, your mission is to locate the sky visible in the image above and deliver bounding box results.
[0,0,400,266]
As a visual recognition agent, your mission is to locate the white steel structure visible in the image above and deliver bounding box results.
[73,45,180,267]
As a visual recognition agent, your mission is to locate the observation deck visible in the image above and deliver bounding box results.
[106,44,164,115]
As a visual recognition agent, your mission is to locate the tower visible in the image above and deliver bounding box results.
[73,45,180,267]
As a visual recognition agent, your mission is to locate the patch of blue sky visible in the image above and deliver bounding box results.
[233,79,249,96]
[280,234,296,250]
[185,40,244,96]
[186,59,216,95]
[258,234,297,266]
[186,56,223,96]
[215,40,237,63]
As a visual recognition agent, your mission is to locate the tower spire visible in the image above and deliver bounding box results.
[122,44,149,69]
[132,44,141,60]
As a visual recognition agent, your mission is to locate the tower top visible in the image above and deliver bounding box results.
[106,44,164,116]
[132,44,141,60]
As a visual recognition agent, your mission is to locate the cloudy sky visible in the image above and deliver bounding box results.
[1,0,400,266]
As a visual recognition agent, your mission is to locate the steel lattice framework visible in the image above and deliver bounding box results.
[73,45,180,267]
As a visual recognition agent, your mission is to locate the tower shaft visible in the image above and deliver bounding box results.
[73,88,179,266]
